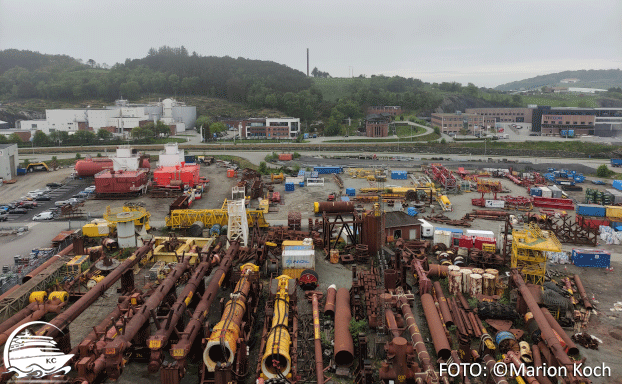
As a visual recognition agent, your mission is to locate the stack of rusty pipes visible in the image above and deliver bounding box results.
[103,253,193,380]
[412,257,432,294]
[0,298,67,345]
[202,263,259,372]
[511,269,590,384]
[147,253,220,372]
[167,242,239,379]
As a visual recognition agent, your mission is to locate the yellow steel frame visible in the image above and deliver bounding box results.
[511,223,561,285]
[165,208,269,228]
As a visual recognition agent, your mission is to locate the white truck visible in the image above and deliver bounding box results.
[419,218,434,238]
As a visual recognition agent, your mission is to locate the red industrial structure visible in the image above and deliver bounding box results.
[153,163,201,188]
[94,169,150,197]
[75,158,114,177]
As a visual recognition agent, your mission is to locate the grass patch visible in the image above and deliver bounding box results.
[324,131,440,143]
[217,139,308,144]
[312,77,370,102]
[452,140,615,155]
[395,125,425,137]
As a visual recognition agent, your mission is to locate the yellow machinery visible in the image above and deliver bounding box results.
[203,263,259,372]
[151,237,214,263]
[271,173,284,183]
[166,208,268,229]
[66,255,90,276]
[84,205,151,237]
[261,275,293,380]
[437,194,452,211]
[26,162,49,172]
[511,223,561,285]
[259,198,270,213]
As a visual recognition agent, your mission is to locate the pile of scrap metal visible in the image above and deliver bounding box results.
[424,213,472,227]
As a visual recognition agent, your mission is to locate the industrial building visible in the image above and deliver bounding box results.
[431,112,496,134]
[531,106,622,136]
[17,98,196,136]
[221,117,301,139]
[465,107,533,123]
[0,143,18,181]
[365,114,390,137]
[367,105,402,117]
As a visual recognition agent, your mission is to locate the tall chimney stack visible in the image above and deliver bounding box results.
[307,48,309,77]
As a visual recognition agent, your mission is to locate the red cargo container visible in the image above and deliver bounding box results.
[532,196,574,210]
[278,153,293,161]
[474,237,496,250]
[577,215,609,230]
[458,235,474,248]
[94,169,149,197]
[75,158,114,177]
[153,164,201,187]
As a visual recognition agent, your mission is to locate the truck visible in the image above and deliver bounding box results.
[418,219,434,238]
[611,159,622,167]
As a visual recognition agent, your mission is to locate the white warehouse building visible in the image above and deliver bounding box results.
[18,98,196,136]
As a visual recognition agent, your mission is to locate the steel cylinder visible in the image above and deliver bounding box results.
[531,344,553,384]
[448,270,462,295]
[427,264,449,278]
[203,263,258,371]
[460,269,472,293]
[573,274,592,310]
[0,298,66,345]
[314,201,354,214]
[469,273,482,297]
[28,291,48,303]
[433,281,453,327]
[312,293,325,384]
[420,293,451,360]
[485,268,499,285]
[482,273,495,296]
[324,284,337,317]
[334,287,354,367]
[261,275,292,379]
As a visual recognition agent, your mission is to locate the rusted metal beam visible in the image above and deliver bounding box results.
[420,293,451,360]
[334,287,354,367]
[432,281,453,327]
[573,274,593,310]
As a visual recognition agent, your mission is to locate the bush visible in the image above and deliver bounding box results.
[75,153,82,160]
[96,153,102,157]
[293,152,301,159]
[441,138,447,144]
[258,161,268,174]
[597,164,615,178]
[433,127,440,135]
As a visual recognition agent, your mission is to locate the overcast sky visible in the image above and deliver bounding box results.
[1,0,621,87]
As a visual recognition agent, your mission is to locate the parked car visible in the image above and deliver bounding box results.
[9,208,27,214]
[67,198,83,205]
[34,195,51,201]
[33,212,54,221]
[55,200,70,207]
[20,201,38,209]
[46,182,62,188]
[529,133,539,136]
[0,212,7,221]
[84,186,96,193]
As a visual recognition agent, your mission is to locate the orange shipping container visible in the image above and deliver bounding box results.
[278,154,293,161]
[227,169,236,178]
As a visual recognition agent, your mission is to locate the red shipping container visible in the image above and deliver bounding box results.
[458,235,473,248]
[278,153,293,161]
[577,215,609,229]
[474,237,496,250]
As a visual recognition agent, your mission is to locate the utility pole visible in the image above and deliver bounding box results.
[307,48,309,77]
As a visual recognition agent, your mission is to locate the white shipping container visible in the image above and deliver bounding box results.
[282,249,315,270]
[485,200,505,208]
[419,219,434,238]
[433,230,452,247]
[466,229,495,238]
[540,186,552,198]
[549,185,562,199]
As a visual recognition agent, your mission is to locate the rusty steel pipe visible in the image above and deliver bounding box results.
[427,264,449,278]
[36,242,153,339]
[397,294,439,383]
[511,269,589,384]
[22,243,74,283]
[103,253,192,379]
[504,351,539,384]
[203,263,257,372]
[541,308,579,355]
[420,293,451,360]
[334,287,354,367]
[324,284,337,317]
[483,354,509,384]
[148,256,215,372]
[433,281,453,327]
[531,344,553,384]
[449,350,471,384]
[169,242,239,370]
[0,298,66,345]
[473,210,508,217]
[312,293,326,384]
[385,309,401,339]
[0,284,20,301]
[573,274,592,310]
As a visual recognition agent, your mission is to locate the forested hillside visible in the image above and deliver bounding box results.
[495,69,622,91]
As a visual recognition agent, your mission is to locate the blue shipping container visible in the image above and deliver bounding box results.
[613,180,622,191]
[407,207,418,216]
[529,187,542,197]
[341,196,350,202]
[298,170,306,177]
[572,249,611,268]
[576,204,606,217]
[285,182,295,192]
[391,171,408,180]
[314,166,343,174]
[346,188,356,196]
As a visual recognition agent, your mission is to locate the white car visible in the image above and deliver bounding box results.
[33,212,54,221]
[55,200,70,207]
[84,186,96,193]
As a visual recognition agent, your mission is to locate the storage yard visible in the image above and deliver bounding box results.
[1,146,622,384]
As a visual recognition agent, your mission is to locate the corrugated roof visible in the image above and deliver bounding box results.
[384,211,421,228]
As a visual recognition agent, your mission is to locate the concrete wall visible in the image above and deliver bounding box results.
[0,144,18,180]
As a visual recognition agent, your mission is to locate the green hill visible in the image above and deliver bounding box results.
[495,69,622,91]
